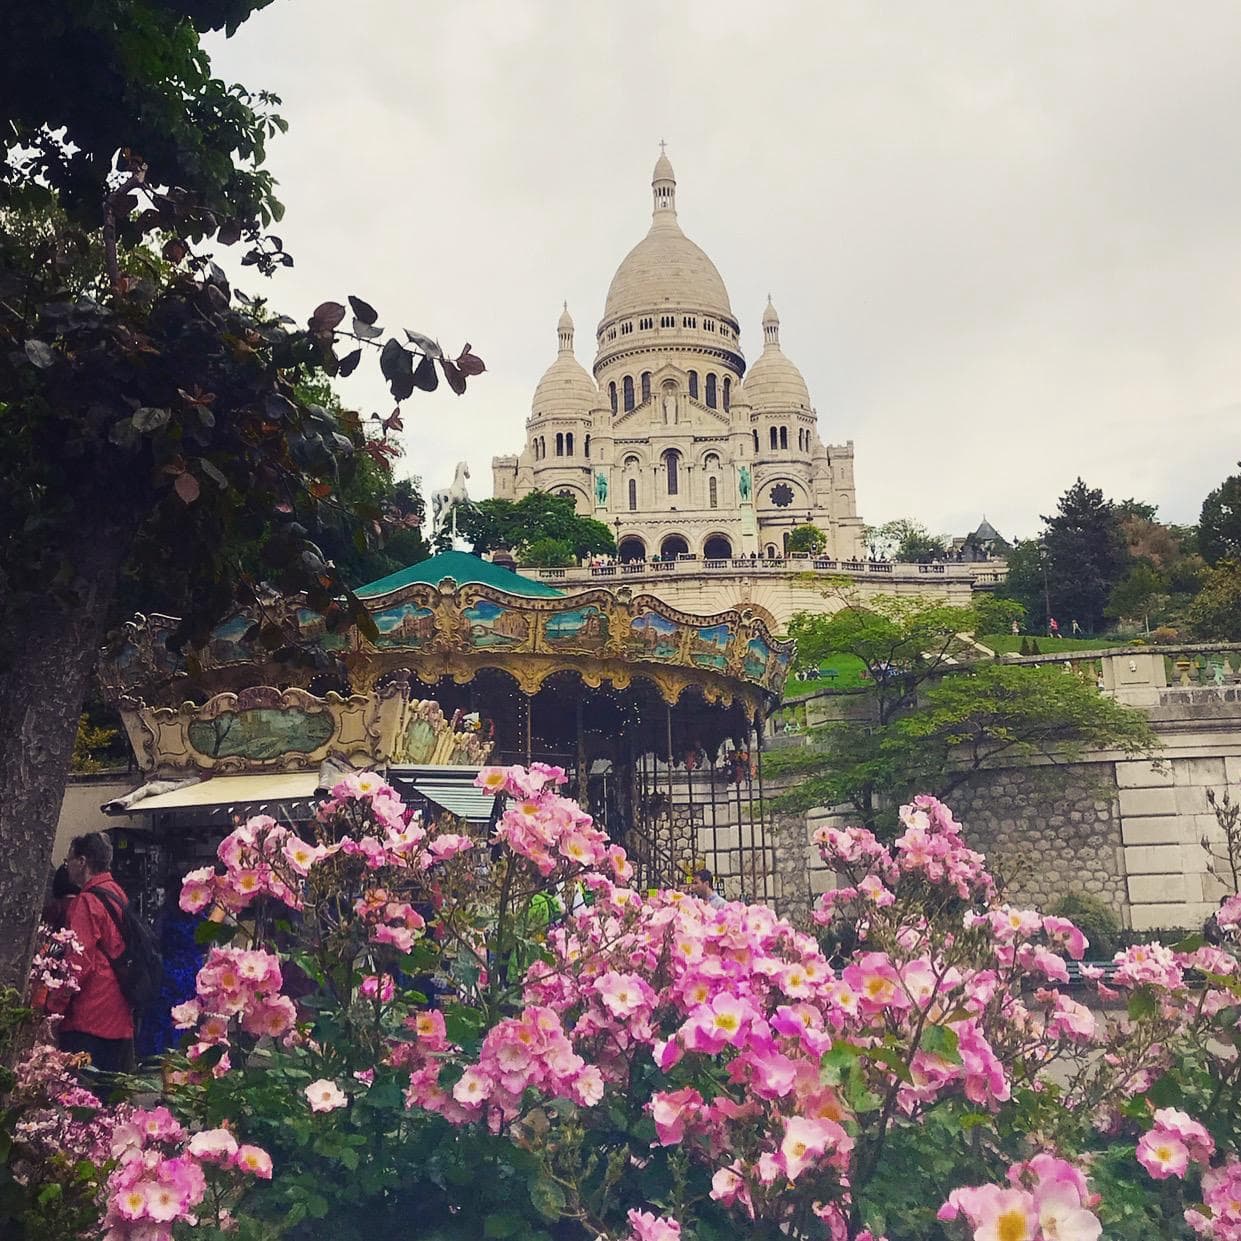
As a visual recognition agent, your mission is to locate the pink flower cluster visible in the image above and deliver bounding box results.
[476,763,629,880]
[6,1042,121,1184]
[939,1154,1101,1241]
[104,1108,270,1239]
[172,944,294,1057]
[399,1003,604,1126]
[1188,1157,1241,1239]
[1136,1108,1215,1180]
[354,885,427,953]
[814,797,994,907]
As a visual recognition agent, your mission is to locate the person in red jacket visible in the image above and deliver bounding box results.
[52,832,135,1072]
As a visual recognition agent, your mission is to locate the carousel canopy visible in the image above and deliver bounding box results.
[356,550,564,601]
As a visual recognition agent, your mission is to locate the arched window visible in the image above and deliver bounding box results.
[688,370,699,399]
[766,544,778,559]
[624,454,640,469]
[769,426,778,450]
[584,434,590,458]
[663,449,680,496]
[704,452,719,469]
[704,534,732,559]
[609,382,617,414]
[779,426,788,450]
[618,535,645,562]
[640,372,651,403]
[555,432,564,457]
[723,377,731,410]
[623,376,634,412]
[565,432,574,456]
[628,478,637,511]
[705,374,717,409]
[752,430,759,452]
[533,438,539,460]
[709,476,718,509]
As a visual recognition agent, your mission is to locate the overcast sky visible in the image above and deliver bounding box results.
[206,0,1240,541]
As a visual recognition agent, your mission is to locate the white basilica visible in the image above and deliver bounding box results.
[491,148,866,563]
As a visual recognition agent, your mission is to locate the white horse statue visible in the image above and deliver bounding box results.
[431,461,471,542]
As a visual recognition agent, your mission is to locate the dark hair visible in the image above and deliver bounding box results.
[51,863,80,900]
[69,831,113,874]
[693,867,714,885]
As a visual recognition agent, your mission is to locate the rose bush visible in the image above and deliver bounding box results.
[5,768,1241,1238]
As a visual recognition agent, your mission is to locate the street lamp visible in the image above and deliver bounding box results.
[1038,540,1051,626]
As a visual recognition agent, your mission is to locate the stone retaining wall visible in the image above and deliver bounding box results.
[946,766,1127,919]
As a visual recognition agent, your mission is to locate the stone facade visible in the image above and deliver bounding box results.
[492,149,866,563]
[947,767,1126,917]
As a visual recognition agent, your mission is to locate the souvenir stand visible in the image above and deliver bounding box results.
[99,551,792,904]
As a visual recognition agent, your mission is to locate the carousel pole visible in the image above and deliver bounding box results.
[755,710,770,903]
[524,694,532,766]
[575,694,587,806]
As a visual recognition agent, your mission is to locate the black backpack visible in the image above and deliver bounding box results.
[90,886,164,1015]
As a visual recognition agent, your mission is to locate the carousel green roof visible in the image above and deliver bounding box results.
[355,550,565,600]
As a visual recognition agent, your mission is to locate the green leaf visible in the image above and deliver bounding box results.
[921,1024,961,1064]
[527,1177,566,1221]
[195,919,237,946]
[24,339,55,368]
[1127,986,1158,1021]
[484,1212,526,1238]
[132,406,171,432]
[348,295,379,325]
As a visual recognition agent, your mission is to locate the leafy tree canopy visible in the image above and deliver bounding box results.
[0,0,481,989]
[459,492,616,561]
[862,518,946,562]
[1199,463,1241,567]
[773,593,1155,828]
[1040,478,1128,633]
[785,524,827,555]
[1187,559,1241,641]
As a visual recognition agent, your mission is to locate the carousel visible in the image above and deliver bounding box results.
[98,550,793,909]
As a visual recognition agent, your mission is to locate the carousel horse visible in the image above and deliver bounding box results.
[431,461,471,539]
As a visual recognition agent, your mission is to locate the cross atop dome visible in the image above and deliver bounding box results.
[652,141,676,218]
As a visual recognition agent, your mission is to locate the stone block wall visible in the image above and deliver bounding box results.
[945,766,1127,920]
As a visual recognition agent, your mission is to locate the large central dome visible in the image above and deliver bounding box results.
[599,151,734,325]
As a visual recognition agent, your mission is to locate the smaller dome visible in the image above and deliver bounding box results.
[741,298,812,411]
[533,304,598,416]
[653,149,675,184]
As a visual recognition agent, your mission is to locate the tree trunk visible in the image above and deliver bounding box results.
[0,533,126,993]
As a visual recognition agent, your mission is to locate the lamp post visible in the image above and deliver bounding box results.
[613,516,622,563]
[1038,540,1051,626]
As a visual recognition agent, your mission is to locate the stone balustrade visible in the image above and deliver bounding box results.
[527,556,1002,588]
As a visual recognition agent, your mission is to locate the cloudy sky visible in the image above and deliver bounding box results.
[206,0,1240,541]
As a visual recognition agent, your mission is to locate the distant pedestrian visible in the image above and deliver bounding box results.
[1048,617,1060,639]
[50,833,135,1073]
[689,868,726,909]
[1010,619,1020,637]
[1071,618,1082,636]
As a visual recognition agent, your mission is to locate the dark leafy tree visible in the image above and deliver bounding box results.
[520,539,576,568]
[785,524,827,555]
[459,492,615,561]
[1187,560,1241,641]
[1040,478,1128,633]
[0,1,482,989]
[1199,463,1241,566]
[770,594,1155,831]
[994,539,1049,629]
